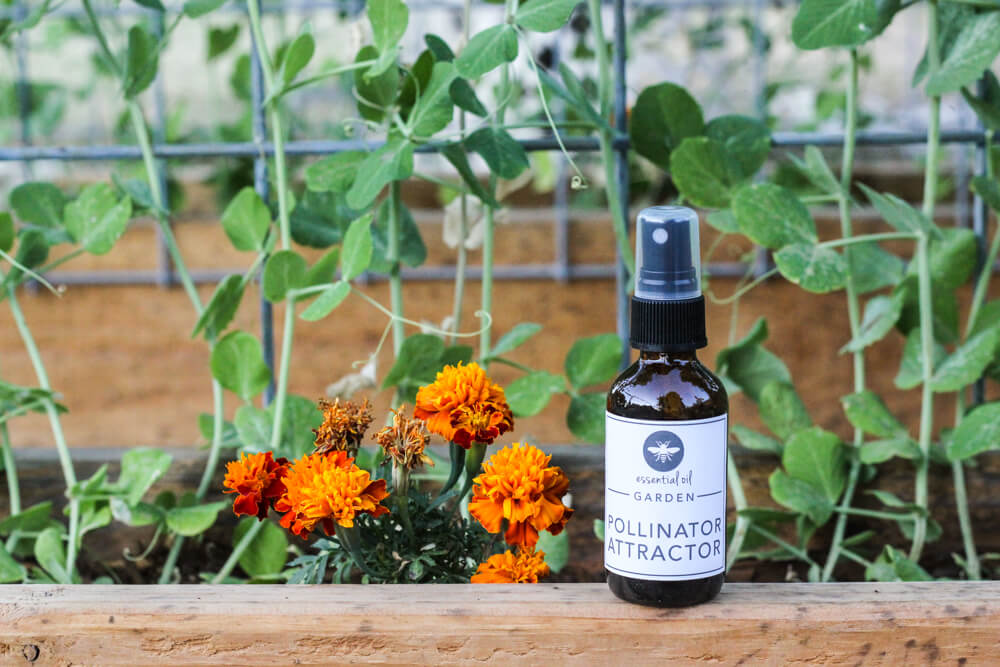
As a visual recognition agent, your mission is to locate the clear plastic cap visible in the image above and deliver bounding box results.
[634,206,701,301]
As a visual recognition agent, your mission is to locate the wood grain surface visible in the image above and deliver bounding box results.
[1,582,998,665]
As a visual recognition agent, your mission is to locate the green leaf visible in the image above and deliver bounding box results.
[962,70,1000,131]
[5,229,49,286]
[262,250,308,303]
[355,45,399,123]
[455,25,518,80]
[567,392,606,444]
[715,318,792,402]
[166,501,226,537]
[926,227,978,289]
[896,277,959,344]
[731,425,783,456]
[300,281,350,322]
[669,137,743,209]
[0,542,25,583]
[345,139,414,210]
[398,50,435,117]
[211,331,272,402]
[536,528,570,573]
[926,12,1000,96]
[381,334,446,390]
[791,0,880,50]
[234,517,288,577]
[134,0,166,9]
[10,181,66,229]
[858,184,934,236]
[34,526,72,584]
[947,401,1000,461]
[279,32,315,88]
[759,380,812,441]
[704,115,771,179]
[629,82,704,170]
[789,145,841,196]
[305,248,341,287]
[841,390,906,438]
[371,198,426,272]
[63,184,131,255]
[0,212,13,254]
[424,34,454,62]
[207,24,240,61]
[305,151,367,194]
[440,143,499,207]
[972,174,1000,213]
[705,210,738,234]
[847,242,905,294]
[273,394,324,458]
[768,470,833,525]
[465,128,530,180]
[782,427,847,503]
[553,64,607,131]
[840,292,905,353]
[732,183,817,249]
[407,62,457,137]
[340,214,374,280]
[290,191,356,249]
[367,0,409,78]
[182,0,227,18]
[506,371,565,417]
[221,187,271,252]
[123,25,159,98]
[866,545,933,582]
[894,327,948,390]
[449,78,488,117]
[515,0,581,32]
[774,243,847,293]
[0,502,52,536]
[564,333,621,389]
[234,405,273,452]
[490,323,543,358]
[110,498,163,527]
[931,323,1000,392]
[859,436,922,464]
[191,274,245,340]
[114,448,173,506]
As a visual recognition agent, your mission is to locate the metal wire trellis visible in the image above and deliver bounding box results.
[0,0,996,387]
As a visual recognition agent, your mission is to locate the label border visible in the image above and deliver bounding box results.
[605,563,725,580]
[606,412,728,427]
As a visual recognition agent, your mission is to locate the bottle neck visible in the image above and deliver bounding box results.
[638,349,699,363]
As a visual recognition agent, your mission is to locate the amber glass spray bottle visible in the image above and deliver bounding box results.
[605,206,728,607]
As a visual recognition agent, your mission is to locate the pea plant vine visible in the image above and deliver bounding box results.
[628,0,1000,581]
[0,0,631,584]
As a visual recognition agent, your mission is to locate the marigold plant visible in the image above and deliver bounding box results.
[374,404,433,471]
[313,398,374,455]
[274,450,389,537]
[468,442,573,549]
[222,451,289,520]
[414,362,513,448]
[471,547,551,584]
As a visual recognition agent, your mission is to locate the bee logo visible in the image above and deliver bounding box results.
[642,431,684,472]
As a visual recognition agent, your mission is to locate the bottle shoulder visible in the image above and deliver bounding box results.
[607,357,728,421]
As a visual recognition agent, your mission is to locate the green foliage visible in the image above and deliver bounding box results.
[947,402,1000,461]
[925,12,1000,95]
[64,184,132,255]
[221,187,271,252]
[210,331,272,402]
[262,250,308,303]
[732,184,816,249]
[234,518,288,578]
[628,82,704,170]
[300,281,350,322]
[346,141,414,210]
[339,214,374,280]
[716,318,791,402]
[367,0,409,78]
[791,0,896,50]
[166,500,227,537]
[123,25,159,98]
[507,371,565,417]
[191,274,245,340]
[669,137,742,209]
[564,334,621,389]
[455,25,518,80]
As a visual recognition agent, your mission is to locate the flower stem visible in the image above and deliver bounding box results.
[1,423,22,553]
[6,285,79,578]
[822,48,865,583]
[910,0,941,564]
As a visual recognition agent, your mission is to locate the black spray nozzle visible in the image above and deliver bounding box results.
[634,206,701,301]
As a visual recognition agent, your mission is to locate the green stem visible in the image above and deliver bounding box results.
[387,182,404,357]
[835,506,919,522]
[749,524,819,568]
[81,0,120,77]
[6,285,79,578]
[911,0,941,564]
[1,423,22,553]
[268,304,296,452]
[838,548,873,569]
[449,195,469,345]
[587,0,634,279]
[952,393,981,579]
[725,451,749,571]
[392,464,414,539]
[211,519,265,584]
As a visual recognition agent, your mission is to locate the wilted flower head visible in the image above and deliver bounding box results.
[274,450,389,537]
[374,404,433,471]
[471,547,550,584]
[222,451,288,520]
[313,397,373,454]
[414,362,513,448]
[468,442,573,549]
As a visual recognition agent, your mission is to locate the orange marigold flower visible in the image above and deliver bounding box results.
[274,450,389,537]
[471,547,550,584]
[468,442,573,549]
[414,362,513,448]
[222,451,288,520]
[313,397,373,454]
[374,404,433,471]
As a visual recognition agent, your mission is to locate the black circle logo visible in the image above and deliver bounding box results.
[642,430,685,472]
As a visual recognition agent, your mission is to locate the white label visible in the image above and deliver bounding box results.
[604,412,728,581]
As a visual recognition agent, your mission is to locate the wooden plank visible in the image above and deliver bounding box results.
[1,582,997,665]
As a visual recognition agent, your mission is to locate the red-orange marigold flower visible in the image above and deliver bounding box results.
[468,442,573,549]
[274,451,389,537]
[222,451,288,520]
[414,362,513,448]
[471,547,550,583]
